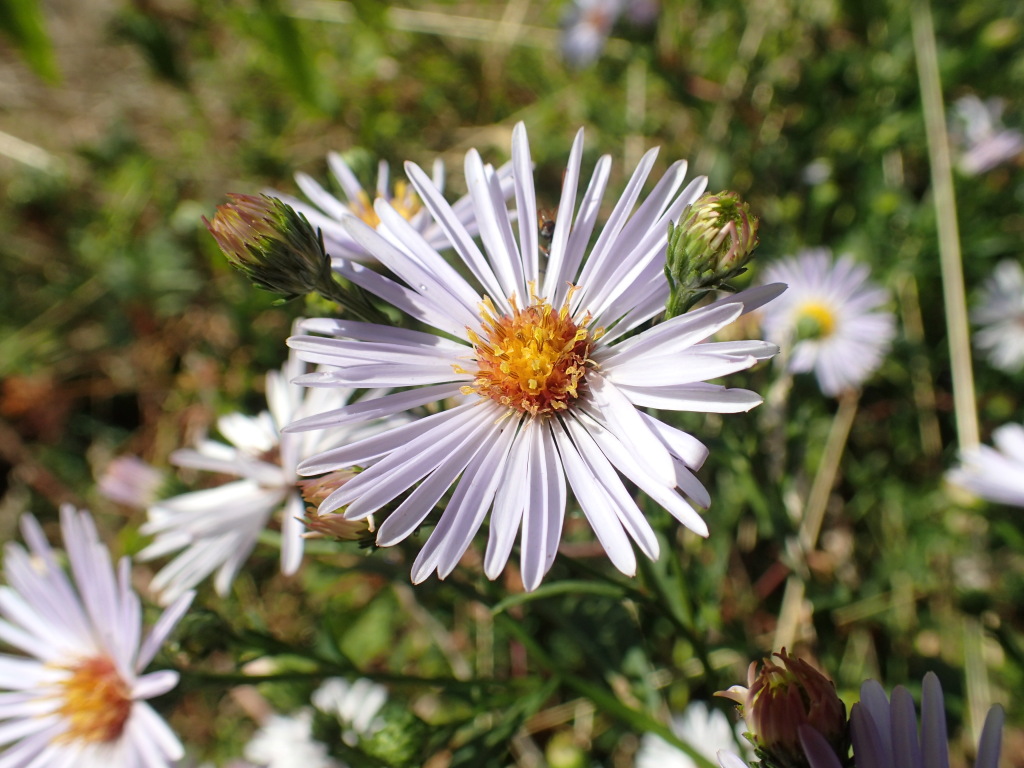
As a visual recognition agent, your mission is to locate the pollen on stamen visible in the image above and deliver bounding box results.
[56,655,133,744]
[351,182,423,229]
[459,287,601,417]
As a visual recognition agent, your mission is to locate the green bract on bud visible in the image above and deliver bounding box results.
[717,650,848,768]
[205,193,332,302]
[361,702,431,767]
[664,191,760,318]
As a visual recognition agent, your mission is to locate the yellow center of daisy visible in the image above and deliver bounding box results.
[459,288,600,416]
[352,181,422,228]
[794,301,837,340]
[57,655,133,744]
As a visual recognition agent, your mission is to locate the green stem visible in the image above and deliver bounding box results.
[910,0,979,451]
[176,667,521,694]
[775,389,859,651]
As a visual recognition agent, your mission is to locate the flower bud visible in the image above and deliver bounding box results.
[302,511,374,541]
[717,650,847,768]
[665,191,760,318]
[205,193,332,302]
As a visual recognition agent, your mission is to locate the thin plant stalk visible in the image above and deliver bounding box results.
[910,0,979,450]
[896,270,943,458]
[774,389,860,651]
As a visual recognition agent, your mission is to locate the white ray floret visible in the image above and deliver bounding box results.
[287,123,782,590]
[948,422,1024,508]
[849,673,1003,768]
[0,506,193,768]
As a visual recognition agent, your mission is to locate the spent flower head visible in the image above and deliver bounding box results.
[665,190,760,317]
[717,650,847,768]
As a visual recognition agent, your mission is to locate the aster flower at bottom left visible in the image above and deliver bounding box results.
[0,506,194,768]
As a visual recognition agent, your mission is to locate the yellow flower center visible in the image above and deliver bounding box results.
[57,655,133,744]
[794,301,836,340]
[352,181,422,228]
[459,288,600,416]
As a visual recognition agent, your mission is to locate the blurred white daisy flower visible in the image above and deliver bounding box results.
[138,332,399,605]
[312,677,387,746]
[276,155,513,265]
[759,249,895,396]
[971,259,1024,373]
[561,0,623,67]
[948,422,1024,508]
[0,506,193,767]
[286,123,781,590]
[952,95,1024,176]
[244,710,340,768]
[636,701,750,768]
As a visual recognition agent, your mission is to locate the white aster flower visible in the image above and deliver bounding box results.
[312,677,387,746]
[759,249,895,396]
[636,701,750,768]
[952,94,1024,176]
[138,335,395,605]
[0,506,194,768]
[561,0,623,68]
[276,154,512,266]
[848,672,1003,768]
[244,710,341,768]
[286,123,782,590]
[948,422,1024,507]
[971,259,1024,373]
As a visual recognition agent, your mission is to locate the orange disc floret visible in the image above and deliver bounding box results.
[57,655,133,744]
[460,287,600,416]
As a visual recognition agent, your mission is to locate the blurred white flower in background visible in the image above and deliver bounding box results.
[972,259,1024,373]
[951,94,1024,175]
[138,334,399,605]
[560,0,623,67]
[312,677,388,746]
[244,710,341,768]
[759,248,895,396]
[948,422,1024,508]
[636,701,750,768]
